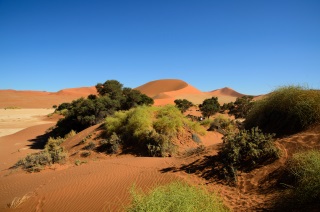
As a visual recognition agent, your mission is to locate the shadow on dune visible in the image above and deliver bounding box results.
[27,130,53,150]
[160,154,228,184]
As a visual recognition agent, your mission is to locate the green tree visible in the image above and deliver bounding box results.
[95,80,123,100]
[229,95,254,118]
[199,97,220,118]
[174,99,193,113]
[122,88,154,110]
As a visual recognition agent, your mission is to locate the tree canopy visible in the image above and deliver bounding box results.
[199,97,220,118]
[174,99,193,113]
[53,79,154,136]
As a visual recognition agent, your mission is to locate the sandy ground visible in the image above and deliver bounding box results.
[0,109,55,137]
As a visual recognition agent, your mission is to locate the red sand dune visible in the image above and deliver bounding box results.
[135,79,189,97]
[55,86,97,96]
[0,87,96,108]
[207,87,244,98]
[136,79,245,105]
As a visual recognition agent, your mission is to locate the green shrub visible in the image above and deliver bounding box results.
[284,150,320,206]
[83,141,96,150]
[218,127,280,182]
[245,86,320,135]
[229,95,254,118]
[14,136,68,172]
[199,119,211,127]
[81,151,91,157]
[127,181,229,212]
[209,116,238,135]
[100,132,122,154]
[153,105,184,136]
[104,105,204,157]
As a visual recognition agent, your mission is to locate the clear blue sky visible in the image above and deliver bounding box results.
[1,0,319,95]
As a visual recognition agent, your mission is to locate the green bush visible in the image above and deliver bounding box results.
[104,105,204,157]
[83,141,96,150]
[209,116,238,135]
[218,127,280,182]
[14,135,70,172]
[127,181,229,212]
[245,86,320,135]
[284,150,320,206]
[81,151,91,157]
[100,133,122,154]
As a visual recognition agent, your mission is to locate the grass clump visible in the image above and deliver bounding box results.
[127,181,229,212]
[218,127,280,182]
[280,150,320,207]
[104,105,205,157]
[245,86,320,136]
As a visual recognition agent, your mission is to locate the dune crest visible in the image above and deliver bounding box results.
[55,86,97,96]
[135,79,189,98]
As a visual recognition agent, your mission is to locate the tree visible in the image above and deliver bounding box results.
[122,88,154,110]
[174,99,193,113]
[199,97,220,118]
[229,95,254,118]
[95,80,123,100]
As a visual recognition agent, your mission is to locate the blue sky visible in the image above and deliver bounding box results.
[1,0,319,95]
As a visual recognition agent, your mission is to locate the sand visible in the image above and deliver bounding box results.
[0,109,55,137]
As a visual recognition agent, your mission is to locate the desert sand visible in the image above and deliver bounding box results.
[1,79,318,211]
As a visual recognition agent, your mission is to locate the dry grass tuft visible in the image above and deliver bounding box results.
[7,193,32,208]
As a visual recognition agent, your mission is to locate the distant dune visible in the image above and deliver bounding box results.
[0,87,96,108]
[136,79,246,105]
[55,86,97,96]
[135,79,189,97]
[207,87,244,98]
[0,79,250,108]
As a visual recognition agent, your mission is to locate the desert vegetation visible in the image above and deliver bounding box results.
[14,130,76,172]
[127,182,229,212]
[218,127,280,182]
[245,86,320,136]
[199,97,220,118]
[104,105,205,157]
[53,80,154,136]
[275,150,320,210]
[174,99,193,113]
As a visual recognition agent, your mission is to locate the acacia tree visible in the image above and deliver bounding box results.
[199,97,220,118]
[174,99,193,113]
[229,95,254,118]
[96,80,124,100]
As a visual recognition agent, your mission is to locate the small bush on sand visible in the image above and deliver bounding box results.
[14,134,70,172]
[100,132,122,154]
[127,181,229,212]
[245,86,320,135]
[279,150,320,208]
[81,151,91,157]
[209,115,238,135]
[83,141,96,150]
[218,127,280,182]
